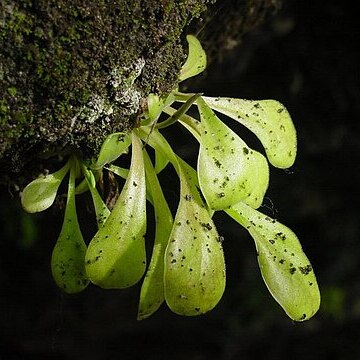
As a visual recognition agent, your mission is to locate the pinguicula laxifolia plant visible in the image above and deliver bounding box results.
[21,35,320,321]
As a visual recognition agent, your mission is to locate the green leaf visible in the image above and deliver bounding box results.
[136,128,226,315]
[179,35,207,82]
[141,92,176,127]
[75,168,102,195]
[85,132,147,289]
[163,158,226,316]
[75,178,89,195]
[51,158,89,294]
[154,103,200,173]
[156,93,201,129]
[137,128,178,168]
[21,161,70,213]
[203,97,297,169]
[154,148,169,174]
[163,105,201,140]
[138,150,173,320]
[107,163,156,205]
[147,93,163,124]
[84,167,96,188]
[242,151,269,209]
[94,132,131,170]
[196,97,267,210]
[226,202,320,321]
[83,166,110,226]
[106,164,129,179]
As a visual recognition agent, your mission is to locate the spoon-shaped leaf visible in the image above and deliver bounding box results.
[164,157,226,316]
[202,96,297,169]
[179,35,207,82]
[93,132,131,170]
[85,132,147,289]
[196,96,267,210]
[138,150,173,320]
[51,158,89,293]
[136,128,226,315]
[83,166,110,226]
[226,202,320,321]
[177,106,269,210]
[21,161,70,213]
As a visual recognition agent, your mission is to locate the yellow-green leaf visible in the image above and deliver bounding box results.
[147,93,163,124]
[136,128,226,316]
[226,202,320,321]
[164,158,226,316]
[94,132,131,170]
[242,151,269,209]
[203,97,297,169]
[21,161,70,213]
[179,35,207,82]
[155,148,169,173]
[51,159,89,294]
[83,167,110,226]
[85,132,147,289]
[197,97,267,210]
[138,150,173,320]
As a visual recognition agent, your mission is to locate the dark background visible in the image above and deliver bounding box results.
[1,1,359,359]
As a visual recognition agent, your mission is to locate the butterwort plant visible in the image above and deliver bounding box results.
[21,35,320,321]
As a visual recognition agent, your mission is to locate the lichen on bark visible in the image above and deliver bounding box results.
[0,0,211,178]
[0,0,282,185]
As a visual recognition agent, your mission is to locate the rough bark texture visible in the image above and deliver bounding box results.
[0,0,281,185]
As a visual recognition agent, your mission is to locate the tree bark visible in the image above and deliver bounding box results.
[0,0,281,185]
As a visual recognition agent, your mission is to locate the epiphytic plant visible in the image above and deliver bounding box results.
[21,35,320,321]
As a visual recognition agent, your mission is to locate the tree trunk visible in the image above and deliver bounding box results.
[0,0,281,185]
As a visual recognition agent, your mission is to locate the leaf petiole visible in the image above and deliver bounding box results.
[162,106,201,139]
[81,164,110,226]
[138,149,173,320]
[156,93,202,129]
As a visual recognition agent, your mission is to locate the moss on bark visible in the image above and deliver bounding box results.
[0,0,281,184]
[0,0,211,174]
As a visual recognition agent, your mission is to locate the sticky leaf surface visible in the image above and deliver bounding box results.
[51,160,88,293]
[242,151,269,209]
[226,202,320,321]
[203,97,297,168]
[85,133,147,289]
[164,158,226,316]
[94,132,131,170]
[21,162,70,213]
[197,97,266,210]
